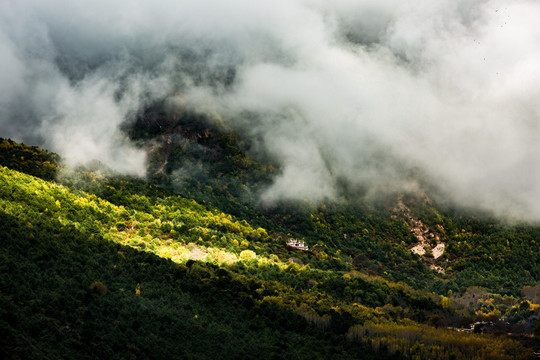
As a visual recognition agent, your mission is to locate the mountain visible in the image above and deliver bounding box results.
[0,136,539,359]
[2,1,540,358]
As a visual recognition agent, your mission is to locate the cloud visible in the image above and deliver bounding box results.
[0,0,539,220]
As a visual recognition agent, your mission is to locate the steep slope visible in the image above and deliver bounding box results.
[128,109,540,298]
[0,139,539,358]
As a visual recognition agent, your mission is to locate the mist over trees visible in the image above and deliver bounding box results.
[0,2,539,357]
[1,0,539,220]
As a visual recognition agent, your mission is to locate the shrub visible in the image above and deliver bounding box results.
[89,281,108,295]
[239,250,256,262]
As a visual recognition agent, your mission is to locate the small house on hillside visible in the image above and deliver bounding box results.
[287,239,309,251]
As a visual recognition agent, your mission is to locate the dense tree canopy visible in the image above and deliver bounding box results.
[0,138,538,359]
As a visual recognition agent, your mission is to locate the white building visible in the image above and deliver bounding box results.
[287,239,309,251]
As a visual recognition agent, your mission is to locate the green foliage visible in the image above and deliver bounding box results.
[1,136,539,359]
[347,322,532,360]
[0,137,60,180]
[0,169,373,359]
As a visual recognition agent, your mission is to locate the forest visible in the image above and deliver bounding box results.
[0,134,539,359]
[2,0,540,358]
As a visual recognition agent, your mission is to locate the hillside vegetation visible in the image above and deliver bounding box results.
[0,137,539,359]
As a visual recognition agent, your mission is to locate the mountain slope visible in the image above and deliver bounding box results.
[0,165,375,359]
[129,110,540,298]
[0,139,538,359]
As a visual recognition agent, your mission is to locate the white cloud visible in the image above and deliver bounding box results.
[0,0,539,219]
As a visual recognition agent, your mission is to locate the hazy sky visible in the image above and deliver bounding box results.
[1,0,539,220]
